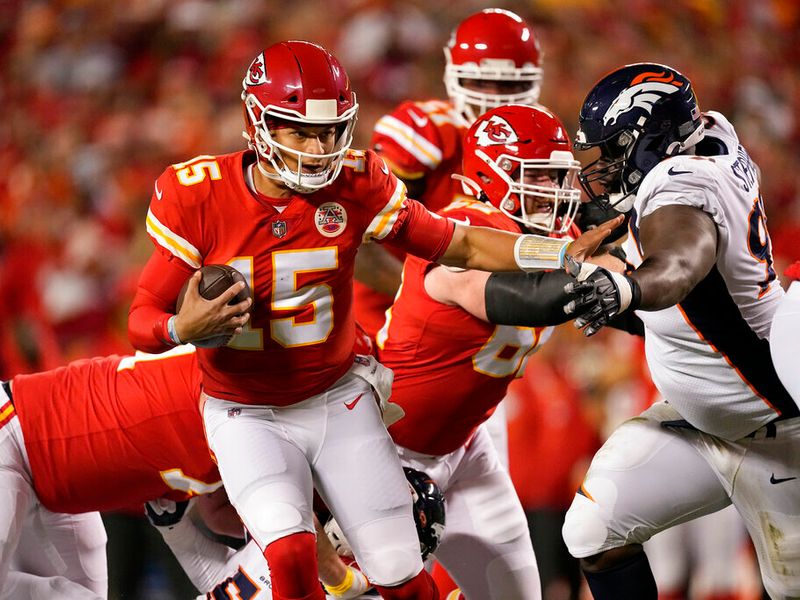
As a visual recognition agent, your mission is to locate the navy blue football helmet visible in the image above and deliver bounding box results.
[324,468,445,560]
[404,467,445,559]
[575,63,705,213]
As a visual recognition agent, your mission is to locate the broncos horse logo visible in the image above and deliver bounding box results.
[602,71,683,126]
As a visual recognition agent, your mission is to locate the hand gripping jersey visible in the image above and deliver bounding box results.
[356,100,469,338]
[378,198,552,455]
[143,150,452,405]
[12,346,220,513]
[625,111,796,440]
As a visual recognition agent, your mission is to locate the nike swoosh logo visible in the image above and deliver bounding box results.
[667,166,692,176]
[448,216,470,227]
[154,182,164,200]
[407,108,429,129]
[344,393,364,411]
[770,474,797,484]
[379,159,390,175]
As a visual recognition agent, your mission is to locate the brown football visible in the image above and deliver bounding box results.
[176,264,251,347]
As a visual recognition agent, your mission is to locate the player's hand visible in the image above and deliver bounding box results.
[564,215,625,263]
[145,497,191,529]
[323,565,371,599]
[563,264,641,336]
[174,272,251,343]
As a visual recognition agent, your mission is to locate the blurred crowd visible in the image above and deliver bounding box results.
[0,1,797,598]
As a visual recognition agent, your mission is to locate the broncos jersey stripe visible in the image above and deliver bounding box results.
[678,266,797,419]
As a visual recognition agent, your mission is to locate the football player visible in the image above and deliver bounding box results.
[0,347,366,599]
[378,104,606,600]
[0,345,208,599]
[357,8,544,338]
[560,63,800,600]
[771,261,800,403]
[127,41,619,600]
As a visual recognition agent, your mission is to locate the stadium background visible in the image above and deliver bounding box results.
[0,1,796,598]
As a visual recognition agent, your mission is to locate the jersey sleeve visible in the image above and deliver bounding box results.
[371,101,446,179]
[146,167,205,269]
[637,157,725,228]
[358,150,454,262]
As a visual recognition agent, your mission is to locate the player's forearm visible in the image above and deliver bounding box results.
[485,270,579,327]
[440,225,570,272]
[128,251,192,351]
[155,517,237,593]
[128,299,174,352]
[631,255,709,311]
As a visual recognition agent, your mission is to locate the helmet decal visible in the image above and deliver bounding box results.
[575,63,704,213]
[603,72,684,126]
[474,115,518,146]
[245,53,267,86]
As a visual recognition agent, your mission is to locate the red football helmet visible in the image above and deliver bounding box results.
[241,41,359,193]
[444,9,543,125]
[458,105,581,235]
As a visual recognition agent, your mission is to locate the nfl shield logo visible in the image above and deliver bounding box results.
[272,220,287,238]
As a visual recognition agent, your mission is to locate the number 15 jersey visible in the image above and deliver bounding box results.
[141,149,453,406]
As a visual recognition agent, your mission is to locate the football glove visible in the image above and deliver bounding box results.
[144,498,191,529]
[564,264,641,336]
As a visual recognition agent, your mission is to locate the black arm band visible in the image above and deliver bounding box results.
[485,270,576,327]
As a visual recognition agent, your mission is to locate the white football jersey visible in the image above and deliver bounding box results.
[625,111,796,440]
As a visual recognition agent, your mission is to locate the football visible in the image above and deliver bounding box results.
[176,264,252,348]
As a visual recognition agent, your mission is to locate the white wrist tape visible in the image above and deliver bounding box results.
[513,235,570,271]
[167,315,182,346]
[608,271,634,312]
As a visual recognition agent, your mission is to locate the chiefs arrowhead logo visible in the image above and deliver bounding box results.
[474,115,518,147]
[245,53,268,86]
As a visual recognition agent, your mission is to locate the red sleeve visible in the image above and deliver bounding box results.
[786,261,800,281]
[370,101,444,178]
[128,251,194,352]
[382,199,455,262]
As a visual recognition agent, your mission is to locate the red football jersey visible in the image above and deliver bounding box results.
[380,198,551,455]
[357,99,469,338]
[12,347,219,514]
[370,99,468,214]
[142,149,452,405]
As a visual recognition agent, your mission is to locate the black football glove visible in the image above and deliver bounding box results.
[576,201,631,244]
[563,265,641,336]
[144,498,191,529]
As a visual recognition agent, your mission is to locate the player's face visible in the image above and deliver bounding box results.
[461,79,532,96]
[521,168,559,217]
[270,125,339,173]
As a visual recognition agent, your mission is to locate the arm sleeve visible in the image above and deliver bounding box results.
[154,517,237,594]
[128,251,194,352]
[382,199,455,262]
[485,270,578,327]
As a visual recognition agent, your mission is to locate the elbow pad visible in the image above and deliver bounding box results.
[485,270,577,327]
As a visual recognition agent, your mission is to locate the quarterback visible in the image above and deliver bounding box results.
[127,40,617,600]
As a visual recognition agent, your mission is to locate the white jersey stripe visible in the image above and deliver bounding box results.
[146,209,202,268]
[364,180,407,242]
[373,115,442,169]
